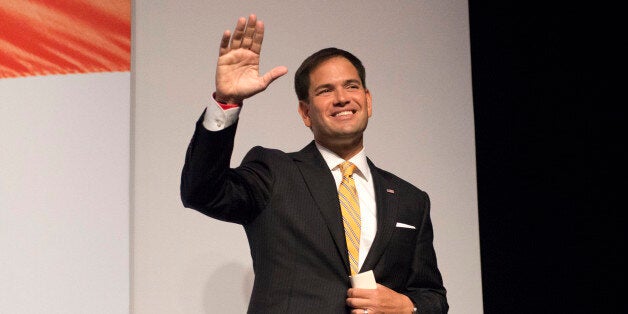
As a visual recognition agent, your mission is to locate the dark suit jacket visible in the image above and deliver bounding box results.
[181,116,448,313]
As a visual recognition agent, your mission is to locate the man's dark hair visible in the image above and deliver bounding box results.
[294,47,366,101]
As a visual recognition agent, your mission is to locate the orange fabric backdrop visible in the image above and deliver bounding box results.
[0,0,130,78]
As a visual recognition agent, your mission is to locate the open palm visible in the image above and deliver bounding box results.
[214,14,287,104]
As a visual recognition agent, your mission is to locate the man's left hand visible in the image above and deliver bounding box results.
[346,284,414,314]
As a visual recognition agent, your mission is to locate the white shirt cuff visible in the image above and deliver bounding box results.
[202,100,241,131]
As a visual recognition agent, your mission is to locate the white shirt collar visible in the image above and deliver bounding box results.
[315,142,371,182]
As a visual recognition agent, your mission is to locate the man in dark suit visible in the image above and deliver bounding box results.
[181,14,447,313]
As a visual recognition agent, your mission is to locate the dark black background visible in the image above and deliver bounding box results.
[468,2,622,313]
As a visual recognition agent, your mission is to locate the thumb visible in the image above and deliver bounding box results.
[260,66,288,87]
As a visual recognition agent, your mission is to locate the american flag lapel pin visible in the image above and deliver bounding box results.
[386,188,395,194]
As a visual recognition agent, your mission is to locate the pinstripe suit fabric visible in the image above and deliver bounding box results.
[181,115,448,313]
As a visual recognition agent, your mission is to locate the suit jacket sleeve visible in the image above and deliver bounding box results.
[180,112,271,224]
[403,192,449,313]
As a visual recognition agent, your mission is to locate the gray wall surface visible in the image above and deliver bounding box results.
[1,73,131,313]
[133,1,482,313]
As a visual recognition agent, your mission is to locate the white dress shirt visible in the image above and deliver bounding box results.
[315,143,377,270]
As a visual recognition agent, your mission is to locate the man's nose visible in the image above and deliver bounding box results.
[334,89,349,105]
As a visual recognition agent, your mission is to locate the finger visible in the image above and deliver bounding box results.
[260,66,288,88]
[346,297,370,310]
[250,20,264,55]
[229,16,247,49]
[218,30,231,56]
[240,14,257,49]
[348,288,373,299]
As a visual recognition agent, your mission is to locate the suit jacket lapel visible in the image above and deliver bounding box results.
[361,159,399,272]
[292,141,350,274]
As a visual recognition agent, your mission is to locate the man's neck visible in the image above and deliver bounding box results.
[315,138,364,160]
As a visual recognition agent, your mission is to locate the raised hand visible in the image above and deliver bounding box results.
[215,14,288,104]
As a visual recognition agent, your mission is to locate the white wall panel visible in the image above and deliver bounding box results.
[133,1,481,313]
[1,73,130,313]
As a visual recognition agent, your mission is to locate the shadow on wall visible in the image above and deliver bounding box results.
[203,262,254,313]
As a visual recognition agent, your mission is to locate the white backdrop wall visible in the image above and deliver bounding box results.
[0,73,131,313]
[133,1,481,313]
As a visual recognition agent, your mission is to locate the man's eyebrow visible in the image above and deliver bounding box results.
[313,79,362,90]
[312,83,334,92]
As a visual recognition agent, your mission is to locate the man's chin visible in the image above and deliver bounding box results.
[316,133,363,145]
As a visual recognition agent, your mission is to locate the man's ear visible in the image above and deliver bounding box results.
[366,89,373,118]
[298,100,312,127]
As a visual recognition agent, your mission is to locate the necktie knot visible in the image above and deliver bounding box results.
[339,161,356,178]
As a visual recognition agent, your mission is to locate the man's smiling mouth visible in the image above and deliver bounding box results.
[332,110,355,117]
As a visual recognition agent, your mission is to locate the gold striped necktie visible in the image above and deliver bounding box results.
[338,161,361,276]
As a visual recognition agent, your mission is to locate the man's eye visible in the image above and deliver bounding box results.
[317,89,331,95]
